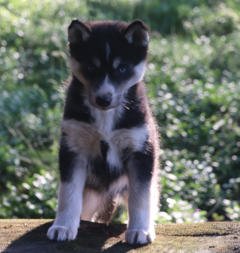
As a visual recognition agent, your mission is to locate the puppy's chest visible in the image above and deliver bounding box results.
[62,110,148,169]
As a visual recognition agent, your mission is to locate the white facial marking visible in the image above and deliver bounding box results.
[96,75,115,97]
[125,60,146,89]
[114,61,146,95]
[113,57,121,69]
[93,75,122,109]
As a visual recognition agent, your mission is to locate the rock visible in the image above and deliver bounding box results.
[1,219,240,253]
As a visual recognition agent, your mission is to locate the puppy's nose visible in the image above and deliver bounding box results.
[95,93,112,107]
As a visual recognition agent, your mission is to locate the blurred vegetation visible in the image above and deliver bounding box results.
[0,0,240,222]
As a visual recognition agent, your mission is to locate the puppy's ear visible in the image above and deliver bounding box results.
[68,19,91,43]
[124,20,149,47]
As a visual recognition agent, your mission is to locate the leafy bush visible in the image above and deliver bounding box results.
[1,0,240,222]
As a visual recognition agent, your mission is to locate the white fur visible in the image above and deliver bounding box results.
[113,57,121,69]
[126,180,156,244]
[90,105,123,170]
[111,126,148,151]
[107,143,121,170]
[94,75,122,109]
[123,60,146,91]
[90,103,119,135]
[95,75,115,98]
[47,158,87,241]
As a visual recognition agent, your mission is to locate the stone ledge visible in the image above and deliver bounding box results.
[1,219,240,253]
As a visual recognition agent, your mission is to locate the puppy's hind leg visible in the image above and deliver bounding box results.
[81,190,117,224]
[81,189,103,221]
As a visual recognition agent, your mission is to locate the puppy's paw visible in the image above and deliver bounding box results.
[125,228,155,245]
[47,224,78,241]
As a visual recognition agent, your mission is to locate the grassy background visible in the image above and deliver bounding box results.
[0,0,240,223]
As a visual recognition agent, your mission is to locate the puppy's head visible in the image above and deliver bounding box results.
[68,19,149,110]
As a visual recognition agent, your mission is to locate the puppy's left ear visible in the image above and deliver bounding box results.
[124,20,149,47]
[68,19,91,43]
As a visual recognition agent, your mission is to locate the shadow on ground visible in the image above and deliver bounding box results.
[2,220,240,253]
[3,221,142,253]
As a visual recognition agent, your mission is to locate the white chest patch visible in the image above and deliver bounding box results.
[91,105,117,136]
[90,105,122,170]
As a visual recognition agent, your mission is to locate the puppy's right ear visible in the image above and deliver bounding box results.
[124,20,149,47]
[68,19,91,43]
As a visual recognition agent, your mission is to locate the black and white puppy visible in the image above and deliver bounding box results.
[47,19,160,245]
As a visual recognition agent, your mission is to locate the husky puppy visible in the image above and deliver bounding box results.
[47,19,160,245]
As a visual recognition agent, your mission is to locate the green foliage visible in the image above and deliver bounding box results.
[1,0,240,222]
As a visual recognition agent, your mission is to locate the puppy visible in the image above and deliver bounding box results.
[47,19,160,245]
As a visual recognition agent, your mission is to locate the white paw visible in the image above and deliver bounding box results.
[47,224,78,241]
[125,228,155,245]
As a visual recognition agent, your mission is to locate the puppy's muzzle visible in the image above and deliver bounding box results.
[95,93,112,108]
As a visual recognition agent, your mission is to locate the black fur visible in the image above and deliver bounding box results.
[63,79,147,129]
[63,77,93,123]
[59,135,77,182]
[130,142,154,183]
[85,156,124,190]
[68,21,148,92]
[100,140,109,160]
[114,83,147,129]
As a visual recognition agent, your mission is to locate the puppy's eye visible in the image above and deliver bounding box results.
[117,64,127,74]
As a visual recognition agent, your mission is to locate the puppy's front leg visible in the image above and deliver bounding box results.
[47,157,87,241]
[126,150,157,245]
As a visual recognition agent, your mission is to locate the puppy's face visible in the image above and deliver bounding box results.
[68,20,149,110]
